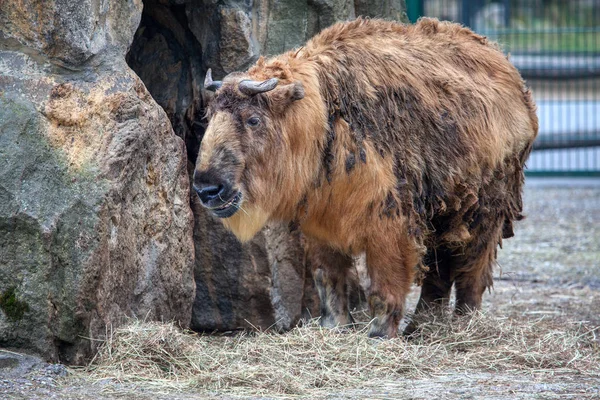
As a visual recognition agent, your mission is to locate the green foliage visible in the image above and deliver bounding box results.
[0,287,30,322]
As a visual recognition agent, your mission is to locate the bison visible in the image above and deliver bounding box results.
[194,17,538,338]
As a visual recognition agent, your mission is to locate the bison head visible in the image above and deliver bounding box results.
[194,68,310,242]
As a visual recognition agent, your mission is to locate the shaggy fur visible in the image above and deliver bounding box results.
[195,18,538,337]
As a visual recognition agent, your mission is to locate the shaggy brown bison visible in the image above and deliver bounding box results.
[194,17,538,338]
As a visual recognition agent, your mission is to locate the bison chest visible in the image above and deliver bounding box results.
[300,214,364,255]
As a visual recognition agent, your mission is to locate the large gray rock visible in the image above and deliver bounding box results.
[354,0,409,21]
[0,0,142,66]
[218,7,258,74]
[191,197,317,332]
[0,1,195,363]
[185,0,407,76]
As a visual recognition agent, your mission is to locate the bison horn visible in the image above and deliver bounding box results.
[204,69,222,91]
[238,78,279,96]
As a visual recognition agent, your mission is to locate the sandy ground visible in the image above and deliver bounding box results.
[1,177,599,399]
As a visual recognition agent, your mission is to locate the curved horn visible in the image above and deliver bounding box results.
[204,68,222,91]
[238,78,279,96]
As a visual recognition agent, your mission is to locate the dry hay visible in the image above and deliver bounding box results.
[81,311,600,398]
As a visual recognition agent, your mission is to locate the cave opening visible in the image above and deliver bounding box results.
[126,0,266,168]
[126,0,209,166]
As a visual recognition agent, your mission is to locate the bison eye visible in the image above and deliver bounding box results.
[246,116,260,127]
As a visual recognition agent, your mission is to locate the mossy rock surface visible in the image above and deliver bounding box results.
[0,287,30,322]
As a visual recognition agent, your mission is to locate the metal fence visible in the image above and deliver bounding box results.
[407,0,600,176]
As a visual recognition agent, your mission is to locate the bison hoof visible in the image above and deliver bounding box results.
[367,331,388,339]
[367,324,398,339]
[319,313,355,330]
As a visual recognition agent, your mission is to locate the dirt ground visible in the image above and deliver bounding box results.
[1,177,599,399]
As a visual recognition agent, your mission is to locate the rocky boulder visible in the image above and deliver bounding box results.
[191,198,318,332]
[0,0,195,363]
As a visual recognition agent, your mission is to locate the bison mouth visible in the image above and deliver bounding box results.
[211,191,242,218]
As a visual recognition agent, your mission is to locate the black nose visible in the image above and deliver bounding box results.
[193,171,229,205]
[195,183,225,204]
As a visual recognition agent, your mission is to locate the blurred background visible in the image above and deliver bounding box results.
[407,0,600,176]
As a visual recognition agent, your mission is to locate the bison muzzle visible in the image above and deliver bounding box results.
[194,17,538,338]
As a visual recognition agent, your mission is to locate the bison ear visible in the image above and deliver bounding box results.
[269,81,304,113]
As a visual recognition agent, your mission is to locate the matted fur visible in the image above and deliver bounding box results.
[195,18,538,337]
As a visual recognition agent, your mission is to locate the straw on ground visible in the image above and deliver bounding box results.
[83,311,599,398]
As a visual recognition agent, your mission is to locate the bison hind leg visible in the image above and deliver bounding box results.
[314,268,355,328]
[403,246,455,336]
[404,218,501,335]
[308,243,355,329]
[451,213,505,315]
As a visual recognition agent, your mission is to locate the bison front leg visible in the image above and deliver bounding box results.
[306,241,354,328]
[366,239,416,338]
